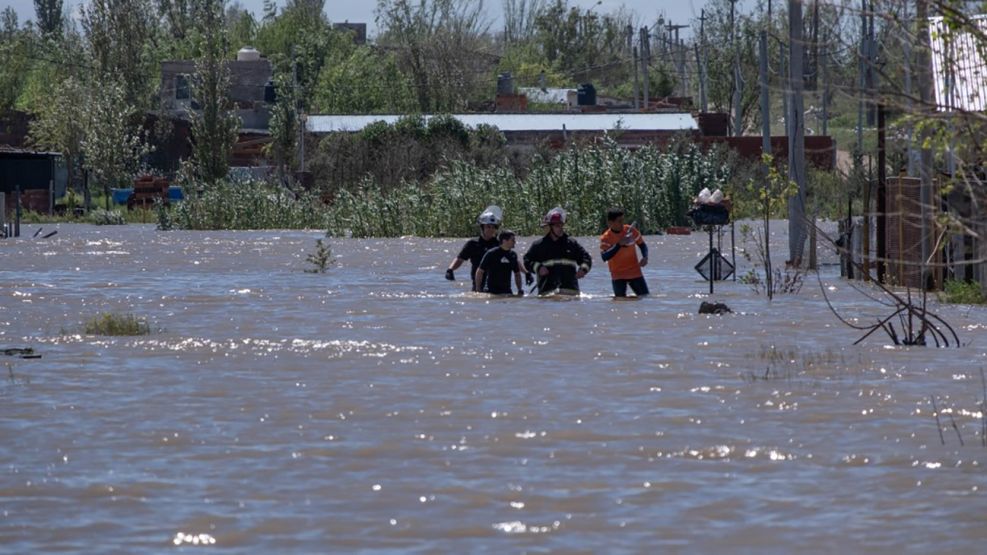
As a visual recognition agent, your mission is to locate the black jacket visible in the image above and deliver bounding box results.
[523,233,592,294]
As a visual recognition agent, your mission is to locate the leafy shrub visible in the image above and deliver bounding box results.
[304,238,334,273]
[84,313,150,336]
[87,208,127,225]
[171,179,325,230]
[940,279,986,304]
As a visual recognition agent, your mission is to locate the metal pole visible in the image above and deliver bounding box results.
[15,184,21,238]
[709,227,715,294]
[877,103,887,282]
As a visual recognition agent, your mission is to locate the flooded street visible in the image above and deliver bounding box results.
[2,223,986,553]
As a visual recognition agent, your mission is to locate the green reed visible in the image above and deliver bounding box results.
[324,137,732,237]
[170,179,326,230]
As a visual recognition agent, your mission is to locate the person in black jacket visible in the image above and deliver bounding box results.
[523,207,592,295]
[445,206,502,291]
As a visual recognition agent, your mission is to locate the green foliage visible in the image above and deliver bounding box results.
[28,76,87,192]
[304,238,334,273]
[189,0,240,184]
[267,74,298,177]
[376,0,494,112]
[171,179,325,230]
[34,0,64,37]
[310,46,416,114]
[84,312,150,336]
[940,280,987,305]
[86,208,127,225]
[310,116,517,196]
[736,155,801,299]
[82,79,152,202]
[80,0,160,111]
[532,0,630,83]
[426,114,469,147]
[323,136,732,237]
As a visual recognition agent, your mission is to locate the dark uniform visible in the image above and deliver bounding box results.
[457,236,500,291]
[477,247,520,294]
[523,233,592,294]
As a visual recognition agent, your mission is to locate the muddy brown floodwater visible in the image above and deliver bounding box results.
[1,223,986,553]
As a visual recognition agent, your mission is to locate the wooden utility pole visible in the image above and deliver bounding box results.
[788,0,808,267]
[877,103,887,282]
[730,0,743,136]
[641,27,651,109]
[760,31,771,155]
[821,25,829,136]
[697,10,709,112]
[856,0,869,279]
[668,23,689,97]
[628,25,639,110]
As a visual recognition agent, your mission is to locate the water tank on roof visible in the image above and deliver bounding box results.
[577,83,596,106]
[237,46,261,61]
[496,72,514,96]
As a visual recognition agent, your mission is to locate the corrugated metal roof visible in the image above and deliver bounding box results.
[305,113,698,133]
[929,15,987,112]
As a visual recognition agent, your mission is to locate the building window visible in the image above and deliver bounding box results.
[175,74,190,100]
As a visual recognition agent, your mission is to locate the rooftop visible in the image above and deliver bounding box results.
[306,112,698,133]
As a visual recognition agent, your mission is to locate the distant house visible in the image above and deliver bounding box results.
[154,47,275,172]
[158,47,274,131]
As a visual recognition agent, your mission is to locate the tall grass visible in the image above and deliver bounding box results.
[325,137,733,237]
[168,180,326,230]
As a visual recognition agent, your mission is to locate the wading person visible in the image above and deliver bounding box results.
[474,229,524,296]
[445,206,502,291]
[523,207,592,295]
[599,207,650,297]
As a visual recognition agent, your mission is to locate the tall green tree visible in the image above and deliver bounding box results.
[29,76,88,195]
[82,79,151,207]
[376,0,495,112]
[189,0,240,184]
[0,8,34,111]
[311,46,416,113]
[34,0,64,37]
[267,75,297,179]
[80,0,160,110]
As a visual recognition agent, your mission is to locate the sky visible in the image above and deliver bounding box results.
[4,0,715,39]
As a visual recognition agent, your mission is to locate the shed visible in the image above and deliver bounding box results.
[0,147,63,216]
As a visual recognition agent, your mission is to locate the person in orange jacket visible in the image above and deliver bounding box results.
[599,207,650,297]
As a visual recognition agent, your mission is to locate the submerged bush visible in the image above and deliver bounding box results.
[304,238,334,273]
[84,313,150,336]
[940,279,987,305]
[87,208,127,225]
[171,179,326,230]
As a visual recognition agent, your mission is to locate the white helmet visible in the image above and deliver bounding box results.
[542,207,567,226]
[477,205,503,226]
